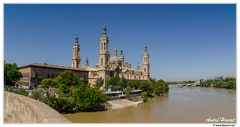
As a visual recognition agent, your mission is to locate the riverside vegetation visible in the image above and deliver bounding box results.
[5,70,108,113]
[200,78,236,89]
[4,62,169,113]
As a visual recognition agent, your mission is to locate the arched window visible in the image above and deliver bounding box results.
[101,58,103,65]
[144,68,146,72]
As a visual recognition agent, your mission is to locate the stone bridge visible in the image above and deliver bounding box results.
[4,91,71,123]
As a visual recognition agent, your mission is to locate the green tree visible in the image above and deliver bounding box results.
[26,70,109,113]
[49,70,108,112]
[125,86,132,99]
[72,83,108,111]
[119,77,127,88]
[141,92,148,102]
[55,70,81,87]
[54,70,82,95]
[4,62,22,86]
[39,78,57,88]
[106,76,120,88]
[134,81,141,89]
[95,77,104,89]
[153,79,169,96]
[139,81,153,95]
[127,80,136,89]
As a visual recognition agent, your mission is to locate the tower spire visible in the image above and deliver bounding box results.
[102,21,107,36]
[144,43,148,52]
[85,57,89,67]
[136,62,140,70]
[75,32,78,44]
[120,49,123,56]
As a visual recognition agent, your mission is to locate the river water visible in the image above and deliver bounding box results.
[63,85,236,123]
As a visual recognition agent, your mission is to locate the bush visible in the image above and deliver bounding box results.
[30,89,45,101]
[13,88,28,96]
[142,92,148,102]
[4,86,13,92]
[4,87,28,96]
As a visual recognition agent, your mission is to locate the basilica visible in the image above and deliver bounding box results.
[17,22,150,89]
[72,22,150,89]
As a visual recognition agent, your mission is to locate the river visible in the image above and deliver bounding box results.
[62,85,236,123]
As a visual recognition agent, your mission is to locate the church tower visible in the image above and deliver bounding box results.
[142,44,150,80]
[98,22,110,69]
[98,22,111,90]
[72,33,81,68]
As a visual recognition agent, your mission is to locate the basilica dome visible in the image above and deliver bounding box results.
[109,55,120,63]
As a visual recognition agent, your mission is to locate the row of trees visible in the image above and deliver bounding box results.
[167,80,195,84]
[200,78,236,89]
[104,76,169,93]
[103,76,169,101]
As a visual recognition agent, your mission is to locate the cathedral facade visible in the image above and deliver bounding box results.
[72,22,150,89]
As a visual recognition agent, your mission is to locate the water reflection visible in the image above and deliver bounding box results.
[63,85,236,123]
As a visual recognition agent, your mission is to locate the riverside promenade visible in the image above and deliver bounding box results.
[107,99,143,109]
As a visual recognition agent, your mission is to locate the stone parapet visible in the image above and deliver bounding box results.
[4,91,71,123]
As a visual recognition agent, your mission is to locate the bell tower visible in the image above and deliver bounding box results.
[98,22,111,90]
[72,33,81,68]
[98,22,110,69]
[142,43,150,80]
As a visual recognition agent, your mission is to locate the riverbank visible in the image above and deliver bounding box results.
[107,99,143,109]
[63,86,236,123]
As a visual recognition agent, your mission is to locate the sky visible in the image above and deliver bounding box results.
[4,4,236,81]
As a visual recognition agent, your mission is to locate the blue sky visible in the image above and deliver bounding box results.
[4,4,236,81]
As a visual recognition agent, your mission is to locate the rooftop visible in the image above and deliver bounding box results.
[19,63,89,72]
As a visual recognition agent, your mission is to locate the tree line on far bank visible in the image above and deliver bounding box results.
[200,78,236,89]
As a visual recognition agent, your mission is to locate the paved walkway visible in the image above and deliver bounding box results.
[107,99,143,109]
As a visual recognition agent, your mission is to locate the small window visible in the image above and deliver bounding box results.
[47,74,50,78]
[52,74,54,78]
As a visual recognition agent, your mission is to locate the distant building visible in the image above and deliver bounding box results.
[17,63,89,89]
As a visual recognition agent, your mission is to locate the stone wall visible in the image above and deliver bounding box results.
[4,91,71,123]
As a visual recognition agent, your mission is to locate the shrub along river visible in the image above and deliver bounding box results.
[62,85,236,123]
